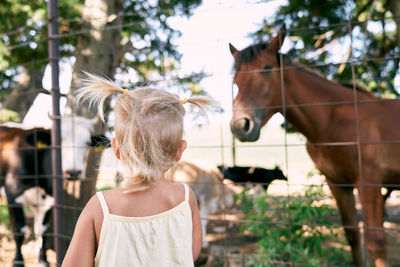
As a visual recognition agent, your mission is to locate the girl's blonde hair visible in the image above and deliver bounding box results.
[76,72,215,193]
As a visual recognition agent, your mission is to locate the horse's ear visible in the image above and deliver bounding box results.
[268,24,286,53]
[229,43,239,57]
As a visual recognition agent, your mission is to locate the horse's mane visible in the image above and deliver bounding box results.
[338,82,373,96]
[296,67,373,96]
[235,42,372,96]
[233,42,269,71]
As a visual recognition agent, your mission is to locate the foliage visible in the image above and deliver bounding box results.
[0,0,82,92]
[0,203,9,231]
[0,108,21,122]
[255,0,399,97]
[115,0,204,93]
[236,186,352,266]
[0,0,204,103]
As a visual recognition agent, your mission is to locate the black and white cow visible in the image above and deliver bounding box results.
[0,116,108,267]
[217,165,287,191]
[15,186,55,261]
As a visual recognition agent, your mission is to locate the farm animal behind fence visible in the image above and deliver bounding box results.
[167,160,238,248]
[229,25,400,267]
[0,116,108,267]
[217,165,287,191]
[15,187,54,260]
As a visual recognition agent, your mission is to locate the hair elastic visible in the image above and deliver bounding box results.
[182,98,188,104]
[122,89,128,95]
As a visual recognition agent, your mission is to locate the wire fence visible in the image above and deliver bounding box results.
[0,1,400,266]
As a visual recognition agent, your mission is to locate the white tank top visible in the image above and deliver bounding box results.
[94,184,194,267]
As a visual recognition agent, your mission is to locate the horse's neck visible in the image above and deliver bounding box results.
[283,69,364,141]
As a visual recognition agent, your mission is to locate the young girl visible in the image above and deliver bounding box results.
[62,73,214,267]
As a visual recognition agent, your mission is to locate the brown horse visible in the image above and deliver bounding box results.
[229,25,400,267]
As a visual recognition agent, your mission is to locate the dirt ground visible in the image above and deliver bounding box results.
[1,202,400,266]
[0,237,57,267]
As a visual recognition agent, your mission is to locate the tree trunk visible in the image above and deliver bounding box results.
[71,0,123,118]
[57,0,124,254]
[3,68,45,120]
[390,0,400,47]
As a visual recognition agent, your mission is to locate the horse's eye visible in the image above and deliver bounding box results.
[263,65,272,72]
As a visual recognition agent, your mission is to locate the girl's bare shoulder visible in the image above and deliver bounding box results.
[83,188,121,216]
[99,187,123,198]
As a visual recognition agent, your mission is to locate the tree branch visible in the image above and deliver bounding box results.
[354,0,374,20]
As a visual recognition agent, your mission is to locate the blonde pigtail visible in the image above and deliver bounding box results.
[75,71,219,193]
[75,71,127,121]
[184,95,219,116]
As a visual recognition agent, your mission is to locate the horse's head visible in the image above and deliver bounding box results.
[230,25,286,142]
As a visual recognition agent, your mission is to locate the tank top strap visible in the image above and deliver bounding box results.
[183,183,189,202]
[96,191,109,215]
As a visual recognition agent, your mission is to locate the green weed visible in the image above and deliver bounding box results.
[236,186,352,266]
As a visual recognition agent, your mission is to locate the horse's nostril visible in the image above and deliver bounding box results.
[231,117,259,142]
[234,118,252,133]
[243,118,250,132]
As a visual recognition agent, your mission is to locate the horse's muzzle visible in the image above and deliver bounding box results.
[230,117,260,142]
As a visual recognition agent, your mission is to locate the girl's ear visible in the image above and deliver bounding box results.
[111,138,121,160]
[175,140,187,161]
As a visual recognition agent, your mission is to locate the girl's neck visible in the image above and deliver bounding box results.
[121,175,168,193]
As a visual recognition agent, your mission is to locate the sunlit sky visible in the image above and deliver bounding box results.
[23,0,286,128]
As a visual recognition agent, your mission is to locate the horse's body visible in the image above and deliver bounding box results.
[229,25,399,267]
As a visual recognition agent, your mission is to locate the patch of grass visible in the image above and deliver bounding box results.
[236,185,352,266]
[0,203,10,231]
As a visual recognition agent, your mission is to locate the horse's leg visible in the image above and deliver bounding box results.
[327,180,364,266]
[357,179,387,267]
[5,190,26,267]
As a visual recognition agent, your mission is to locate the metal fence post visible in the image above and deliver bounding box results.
[48,0,65,265]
